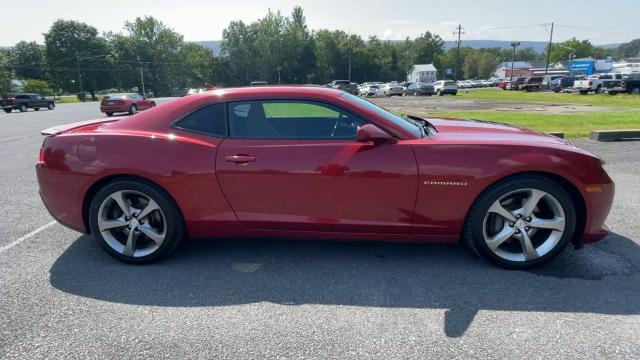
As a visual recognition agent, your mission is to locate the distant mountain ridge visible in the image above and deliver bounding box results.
[194,40,619,56]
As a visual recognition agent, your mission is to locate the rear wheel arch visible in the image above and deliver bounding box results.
[82,174,186,234]
[462,171,587,246]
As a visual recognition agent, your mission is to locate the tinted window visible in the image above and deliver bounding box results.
[174,103,227,137]
[228,100,365,140]
[339,92,422,138]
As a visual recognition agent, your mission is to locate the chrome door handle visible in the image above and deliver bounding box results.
[225,155,256,163]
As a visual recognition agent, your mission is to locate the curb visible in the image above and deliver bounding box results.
[590,130,640,142]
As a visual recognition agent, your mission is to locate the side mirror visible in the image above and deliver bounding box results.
[356,124,396,145]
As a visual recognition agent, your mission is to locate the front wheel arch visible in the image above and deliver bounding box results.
[82,174,186,235]
[461,171,587,247]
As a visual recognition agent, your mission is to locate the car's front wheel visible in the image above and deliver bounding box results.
[129,104,137,115]
[89,180,185,263]
[463,175,576,269]
[48,102,55,110]
[19,104,27,112]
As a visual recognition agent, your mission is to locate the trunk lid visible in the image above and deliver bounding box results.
[41,118,121,136]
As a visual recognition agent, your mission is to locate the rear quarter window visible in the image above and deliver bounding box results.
[173,103,227,137]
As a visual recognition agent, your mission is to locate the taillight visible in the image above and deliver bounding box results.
[588,81,593,86]
[38,147,45,164]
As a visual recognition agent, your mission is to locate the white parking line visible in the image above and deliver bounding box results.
[0,221,57,254]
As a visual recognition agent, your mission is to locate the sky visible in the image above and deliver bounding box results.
[1,0,638,47]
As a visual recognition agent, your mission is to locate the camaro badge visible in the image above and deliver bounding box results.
[424,180,468,186]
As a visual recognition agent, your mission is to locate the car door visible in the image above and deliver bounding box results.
[216,99,419,234]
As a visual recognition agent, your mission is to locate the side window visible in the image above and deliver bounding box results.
[228,100,366,140]
[173,103,227,137]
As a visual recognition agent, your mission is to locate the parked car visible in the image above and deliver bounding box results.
[619,73,640,95]
[328,80,358,95]
[403,82,435,96]
[601,73,626,95]
[573,74,619,94]
[381,82,404,97]
[542,75,566,89]
[519,76,545,92]
[250,81,268,86]
[1,94,55,113]
[359,84,380,97]
[507,77,527,90]
[432,80,458,96]
[550,76,581,93]
[498,79,510,90]
[37,86,613,269]
[100,93,156,116]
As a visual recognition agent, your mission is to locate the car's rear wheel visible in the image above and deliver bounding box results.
[631,87,640,95]
[89,180,185,263]
[129,104,137,115]
[463,175,576,269]
[19,104,27,112]
[105,112,113,117]
[437,89,442,96]
[3,109,10,113]
[34,108,40,111]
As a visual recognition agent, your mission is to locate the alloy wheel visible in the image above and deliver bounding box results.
[482,188,566,262]
[97,190,166,258]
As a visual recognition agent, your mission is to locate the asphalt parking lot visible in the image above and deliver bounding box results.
[1,99,639,359]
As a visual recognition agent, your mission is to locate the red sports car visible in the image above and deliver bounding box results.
[37,87,614,268]
[100,93,156,116]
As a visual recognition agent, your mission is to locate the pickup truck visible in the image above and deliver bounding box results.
[519,76,545,92]
[573,74,620,94]
[602,73,633,95]
[1,94,55,113]
[619,73,640,95]
[328,80,358,95]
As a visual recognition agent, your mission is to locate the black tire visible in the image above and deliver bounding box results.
[105,112,114,117]
[462,175,576,269]
[579,90,588,95]
[609,91,617,96]
[48,102,55,110]
[452,92,458,96]
[19,104,27,112]
[89,179,185,264]
[150,102,156,107]
[128,104,137,115]
[595,86,602,94]
[3,109,11,113]
[34,108,40,111]
[437,89,442,96]
[631,87,640,95]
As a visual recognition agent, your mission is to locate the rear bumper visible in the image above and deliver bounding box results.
[100,105,129,113]
[36,163,89,233]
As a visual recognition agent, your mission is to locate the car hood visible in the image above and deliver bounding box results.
[422,117,573,146]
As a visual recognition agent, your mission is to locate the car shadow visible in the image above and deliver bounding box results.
[50,233,640,338]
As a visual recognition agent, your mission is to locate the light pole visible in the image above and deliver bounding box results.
[75,52,83,100]
[137,57,146,96]
[277,66,281,84]
[510,42,521,83]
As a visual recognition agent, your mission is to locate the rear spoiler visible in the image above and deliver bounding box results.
[41,118,121,136]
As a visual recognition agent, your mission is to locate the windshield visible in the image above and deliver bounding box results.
[339,92,422,138]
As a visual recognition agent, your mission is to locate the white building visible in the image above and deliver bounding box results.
[407,64,437,83]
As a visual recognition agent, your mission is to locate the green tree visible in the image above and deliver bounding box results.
[0,49,13,95]
[44,20,110,99]
[9,41,47,80]
[119,16,185,96]
[23,79,53,95]
[549,38,595,62]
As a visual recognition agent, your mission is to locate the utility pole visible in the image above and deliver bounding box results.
[453,25,465,81]
[75,52,83,100]
[277,66,281,84]
[137,57,145,96]
[510,42,521,83]
[348,47,352,82]
[545,22,554,75]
